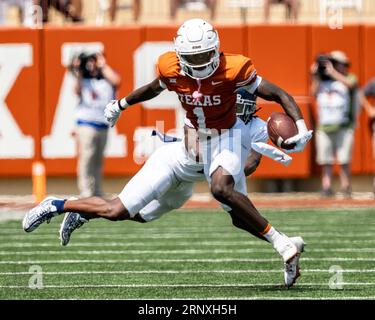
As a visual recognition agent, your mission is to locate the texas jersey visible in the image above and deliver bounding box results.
[157,51,260,131]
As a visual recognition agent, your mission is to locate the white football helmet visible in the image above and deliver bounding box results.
[174,18,220,80]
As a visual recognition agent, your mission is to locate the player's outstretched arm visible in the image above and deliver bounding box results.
[104,78,166,127]
[255,79,302,121]
[255,79,313,153]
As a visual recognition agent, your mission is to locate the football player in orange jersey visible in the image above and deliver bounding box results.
[23,19,312,287]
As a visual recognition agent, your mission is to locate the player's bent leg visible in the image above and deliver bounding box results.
[228,210,268,242]
[210,166,269,233]
[59,197,130,246]
[23,194,130,233]
[210,166,303,286]
[63,197,130,221]
[138,182,194,222]
[138,200,173,222]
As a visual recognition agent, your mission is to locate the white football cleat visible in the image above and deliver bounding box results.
[273,233,298,263]
[23,196,62,232]
[284,236,305,288]
[59,212,87,246]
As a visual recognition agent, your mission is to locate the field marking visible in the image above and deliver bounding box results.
[2,232,375,241]
[0,282,374,289]
[1,239,375,248]
[2,257,375,264]
[2,248,375,256]
[1,225,374,234]
[1,268,375,276]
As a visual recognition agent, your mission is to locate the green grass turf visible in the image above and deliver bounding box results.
[0,208,375,300]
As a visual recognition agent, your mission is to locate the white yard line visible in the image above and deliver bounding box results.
[1,226,374,233]
[2,257,375,264]
[1,239,375,248]
[0,282,374,289]
[1,268,375,276]
[2,232,375,240]
[1,248,375,255]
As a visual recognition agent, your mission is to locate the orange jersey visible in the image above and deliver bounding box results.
[157,51,258,130]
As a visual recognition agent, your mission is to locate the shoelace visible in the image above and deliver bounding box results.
[34,202,54,223]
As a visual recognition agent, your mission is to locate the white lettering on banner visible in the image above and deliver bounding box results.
[133,42,184,158]
[0,44,34,159]
[42,42,126,158]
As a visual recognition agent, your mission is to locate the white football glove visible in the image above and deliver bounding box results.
[283,119,313,154]
[104,100,122,127]
[251,142,292,167]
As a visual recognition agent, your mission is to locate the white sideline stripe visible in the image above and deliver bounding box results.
[4,226,347,233]
[2,248,375,255]
[2,226,375,234]
[2,257,375,264]
[1,239,375,248]
[1,268,375,276]
[2,233,375,240]
[0,282,374,289]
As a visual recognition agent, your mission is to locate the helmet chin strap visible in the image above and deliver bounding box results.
[192,79,203,103]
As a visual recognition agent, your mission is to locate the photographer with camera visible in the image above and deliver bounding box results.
[70,51,121,197]
[311,50,359,198]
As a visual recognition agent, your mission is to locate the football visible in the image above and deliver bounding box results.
[267,112,298,150]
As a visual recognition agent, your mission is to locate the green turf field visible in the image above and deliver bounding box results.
[0,208,375,300]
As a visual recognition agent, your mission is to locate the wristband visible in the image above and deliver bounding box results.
[296,119,308,133]
[118,97,129,111]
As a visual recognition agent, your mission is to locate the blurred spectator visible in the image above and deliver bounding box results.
[170,0,217,21]
[361,78,375,195]
[35,0,83,23]
[98,0,140,23]
[311,51,359,198]
[69,52,121,197]
[0,0,34,25]
[264,0,299,23]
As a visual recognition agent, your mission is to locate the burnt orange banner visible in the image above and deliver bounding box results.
[0,25,373,179]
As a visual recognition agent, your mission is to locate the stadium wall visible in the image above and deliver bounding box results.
[0,24,374,179]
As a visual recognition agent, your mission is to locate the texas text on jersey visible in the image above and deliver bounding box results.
[157,51,258,130]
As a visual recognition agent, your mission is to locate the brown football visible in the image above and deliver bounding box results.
[267,112,298,150]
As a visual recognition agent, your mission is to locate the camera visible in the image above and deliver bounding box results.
[315,54,333,81]
[70,52,101,79]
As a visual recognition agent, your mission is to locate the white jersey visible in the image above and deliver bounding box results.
[316,80,351,126]
[76,77,116,125]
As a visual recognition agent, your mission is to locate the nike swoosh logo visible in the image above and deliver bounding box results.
[211,81,222,85]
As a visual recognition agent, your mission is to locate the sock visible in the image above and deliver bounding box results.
[51,199,66,214]
[261,224,283,246]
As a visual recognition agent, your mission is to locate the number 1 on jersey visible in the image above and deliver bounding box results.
[193,107,206,129]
